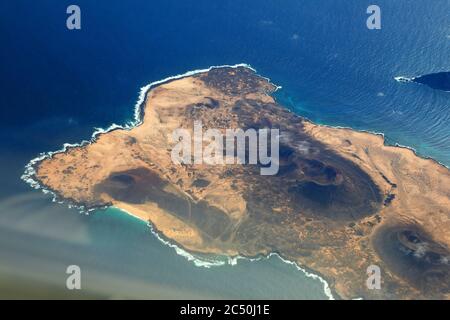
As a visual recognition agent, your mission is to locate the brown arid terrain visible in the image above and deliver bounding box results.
[27,66,450,299]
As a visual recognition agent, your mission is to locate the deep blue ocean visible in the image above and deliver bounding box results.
[0,0,449,299]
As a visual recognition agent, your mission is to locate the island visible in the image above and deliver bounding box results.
[395,71,450,92]
[26,66,450,299]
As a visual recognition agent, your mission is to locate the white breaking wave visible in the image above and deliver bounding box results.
[114,206,227,268]
[122,206,334,299]
[394,75,450,92]
[301,120,450,170]
[21,63,335,300]
[394,75,415,83]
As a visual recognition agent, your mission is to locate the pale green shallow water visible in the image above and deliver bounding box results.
[0,192,328,299]
[3,0,449,299]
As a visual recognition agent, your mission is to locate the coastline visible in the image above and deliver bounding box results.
[301,118,450,171]
[394,74,450,93]
[21,63,449,300]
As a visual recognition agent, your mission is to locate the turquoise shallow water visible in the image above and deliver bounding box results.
[0,195,328,299]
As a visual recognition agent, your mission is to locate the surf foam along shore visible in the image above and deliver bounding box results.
[22,64,448,300]
[394,76,414,83]
[303,120,450,171]
[20,63,335,300]
[118,206,335,300]
[21,64,272,193]
[22,64,450,297]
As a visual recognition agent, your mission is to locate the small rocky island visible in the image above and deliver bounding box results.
[29,66,450,299]
[396,71,450,92]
